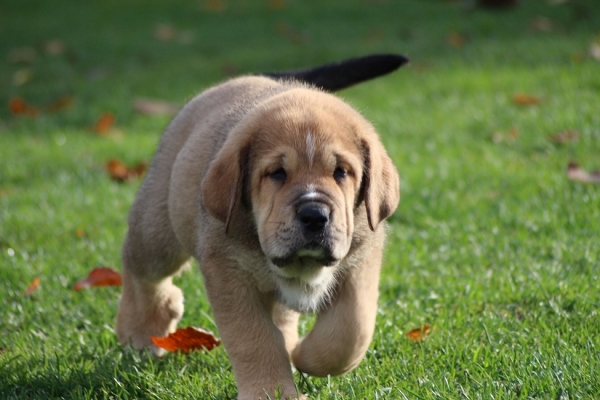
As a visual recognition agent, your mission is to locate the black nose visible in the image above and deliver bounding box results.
[297,202,330,233]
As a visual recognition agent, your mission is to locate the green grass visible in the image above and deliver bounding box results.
[1,0,599,398]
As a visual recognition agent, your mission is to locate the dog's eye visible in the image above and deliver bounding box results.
[333,167,347,181]
[268,168,287,182]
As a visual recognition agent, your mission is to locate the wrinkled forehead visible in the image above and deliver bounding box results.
[250,107,363,171]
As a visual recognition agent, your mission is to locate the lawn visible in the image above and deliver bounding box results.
[1,0,599,398]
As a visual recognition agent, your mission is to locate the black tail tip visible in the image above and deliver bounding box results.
[263,53,410,92]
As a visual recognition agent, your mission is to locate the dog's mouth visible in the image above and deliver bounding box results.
[271,242,338,268]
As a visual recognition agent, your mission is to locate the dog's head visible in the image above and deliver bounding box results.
[202,88,399,311]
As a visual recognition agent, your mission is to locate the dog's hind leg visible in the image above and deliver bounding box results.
[291,236,384,377]
[116,181,191,355]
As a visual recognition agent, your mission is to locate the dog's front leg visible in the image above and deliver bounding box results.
[201,254,303,400]
[291,242,383,377]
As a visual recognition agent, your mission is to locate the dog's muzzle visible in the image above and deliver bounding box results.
[297,201,330,235]
[270,200,338,268]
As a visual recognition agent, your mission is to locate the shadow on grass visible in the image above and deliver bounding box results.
[0,346,236,399]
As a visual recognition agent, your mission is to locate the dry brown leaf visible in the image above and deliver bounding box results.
[94,113,116,135]
[405,323,431,342]
[567,162,600,184]
[9,97,39,117]
[74,267,122,291]
[24,277,40,296]
[548,130,578,143]
[105,159,147,182]
[151,326,221,353]
[133,98,179,115]
[513,93,541,106]
[75,229,87,238]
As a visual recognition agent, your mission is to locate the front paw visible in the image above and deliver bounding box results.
[116,281,184,354]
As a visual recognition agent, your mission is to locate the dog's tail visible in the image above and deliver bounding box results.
[262,54,409,92]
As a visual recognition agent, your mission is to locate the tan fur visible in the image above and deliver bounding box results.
[116,76,399,399]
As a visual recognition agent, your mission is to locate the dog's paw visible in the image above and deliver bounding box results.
[116,281,184,354]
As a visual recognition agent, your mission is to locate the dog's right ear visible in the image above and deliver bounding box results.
[201,135,251,234]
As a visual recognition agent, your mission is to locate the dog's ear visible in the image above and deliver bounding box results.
[361,135,400,231]
[201,135,251,233]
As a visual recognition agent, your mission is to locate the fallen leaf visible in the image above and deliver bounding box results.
[405,323,431,342]
[106,159,129,181]
[9,97,39,117]
[24,277,40,296]
[75,229,87,238]
[74,267,122,291]
[94,113,116,135]
[151,326,221,353]
[548,130,578,143]
[513,93,541,106]
[45,95,74,113]
[446,31,466,48]
[133,98,179,115]
[567,162,600,184]
[106,159,147,182]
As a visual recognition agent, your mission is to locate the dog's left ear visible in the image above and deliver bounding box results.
[361,134,400,231]
[201,134,251,233]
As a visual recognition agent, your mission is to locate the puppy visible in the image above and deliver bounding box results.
[116,54,407,399]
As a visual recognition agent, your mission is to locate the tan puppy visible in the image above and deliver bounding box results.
[116,55,405,399]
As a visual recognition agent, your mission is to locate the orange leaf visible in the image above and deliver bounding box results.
[105,159,147,182]
[567,161,600,184]
[9,97,39,117]
[94,113,116,135]
[405,323,431,342]
[512,93,541,106]
[74,267,122,290]
[151,326,221,353]
[24,277,40,296]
